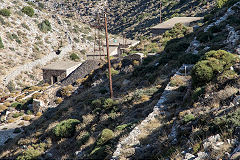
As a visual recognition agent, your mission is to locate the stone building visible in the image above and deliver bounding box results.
[151,17,203,35]
[87,38,140,60]
[42,61,81,85]
[103,38,140,56]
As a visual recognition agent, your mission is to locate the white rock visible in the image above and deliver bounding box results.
[75,150,83,158]
[184,153,195,160]
[197,151,208,159]
[32,99,45,114]
[216,142,224,146]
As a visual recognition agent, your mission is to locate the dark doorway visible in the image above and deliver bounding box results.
[53,76,58,83]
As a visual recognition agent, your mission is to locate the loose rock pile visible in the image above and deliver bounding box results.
[183,134,239,160]
[204,2,240,32]
[112,64,193,159]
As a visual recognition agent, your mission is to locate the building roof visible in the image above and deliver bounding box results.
[42,61,81,71]
[151,17,203,30]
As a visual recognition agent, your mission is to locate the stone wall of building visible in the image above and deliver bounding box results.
[61,60,104,86]
[43,69,66,84]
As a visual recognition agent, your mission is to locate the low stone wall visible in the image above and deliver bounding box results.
[61,60,104,86]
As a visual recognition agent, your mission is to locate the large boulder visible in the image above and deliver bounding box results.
[32,99,45,114]
[0,110,10,123]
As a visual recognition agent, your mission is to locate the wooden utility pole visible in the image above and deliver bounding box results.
[104,12,113,98]
[160,1,162,23]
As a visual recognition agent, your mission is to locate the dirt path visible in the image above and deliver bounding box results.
[2,43,72,85]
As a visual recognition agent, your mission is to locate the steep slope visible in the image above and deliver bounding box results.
[35,0,215,38]
[0,0,96,92]
[1,0,240,159]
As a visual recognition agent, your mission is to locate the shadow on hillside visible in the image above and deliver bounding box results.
[0,55,177,159]
[0,31,192,159]
[112,0,212,38]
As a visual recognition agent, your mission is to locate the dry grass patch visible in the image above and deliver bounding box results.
[0,104,8,111]
[169,75,189,87]
[8,119,15,123]
[23,116,31,121]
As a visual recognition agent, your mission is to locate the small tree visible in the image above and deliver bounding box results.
[38,20,51,33]
[70,53,80,61]
[53,119,80,138]
[0,9,11,17]
[21,6,34,17]
[216,0,228,8]
[191,50,237,86]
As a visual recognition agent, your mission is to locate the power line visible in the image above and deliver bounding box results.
[104,12,113,98]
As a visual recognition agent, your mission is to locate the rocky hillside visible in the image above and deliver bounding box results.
[0,0,240,159]
[35,0,216,38]
[0,0,98,93]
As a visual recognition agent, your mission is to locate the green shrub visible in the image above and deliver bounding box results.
[217,70,238,81]
[162,23,191,44]
[21,6,34,17]
[216,0,229,8]
[90,145,109,159]
[203,50,237,68]
[92,99,102,107]
[204,58,224,73]
[38,20,51,33]
[116,123,132,131]
[27,110,33,115]
[103,98,118,109]
[97,128,114,145]
[106,68,119,78]
[191,61,213,85]
[184,114,195,123]
[17,143,46,160]
[53,119,80,138]
[12,112,24,118]
[11,102,23,108]
[193,143,201,154]
[0,36,4,49]
[17,148,42,160]
[213,108,240,133]
[70,53,80,61]
[0,9,11,17]
[191,50,237,86]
